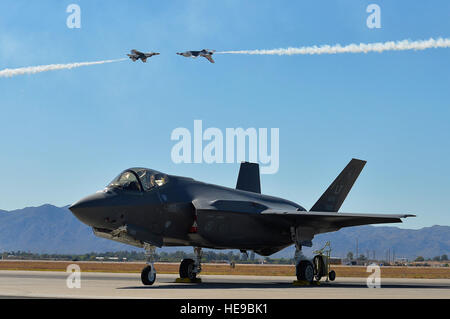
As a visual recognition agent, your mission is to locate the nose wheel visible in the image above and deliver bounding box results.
[141,243,157,286]
[141,264,156,285]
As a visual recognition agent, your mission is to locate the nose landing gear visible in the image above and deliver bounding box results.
[141,264,156,285]
[141,243,157,285]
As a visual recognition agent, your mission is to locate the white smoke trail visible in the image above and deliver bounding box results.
[0,58,127,78]
[217,37,450,56]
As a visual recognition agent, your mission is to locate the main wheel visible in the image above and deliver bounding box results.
[179,258,196,280]
[141,265,156,285]
[296,260,314,283]
[328,270,336,281]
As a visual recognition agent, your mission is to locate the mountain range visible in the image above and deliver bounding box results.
[0,204,448,260]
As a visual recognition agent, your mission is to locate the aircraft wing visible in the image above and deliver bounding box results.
[194,200,414,248]
[261,209,415,231]
[131,49,141,54]
[127,55,138,61]
[204,55,215,63]
[193,196,414,235]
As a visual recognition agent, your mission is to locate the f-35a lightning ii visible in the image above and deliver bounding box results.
[127,49,160,62]
[69,159,414,285]
[176,49,216,63]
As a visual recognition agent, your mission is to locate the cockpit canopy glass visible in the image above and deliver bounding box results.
[108,171,142,192]
[107,168,169,192]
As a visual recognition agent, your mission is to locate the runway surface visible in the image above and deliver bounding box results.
[0,270,449,299]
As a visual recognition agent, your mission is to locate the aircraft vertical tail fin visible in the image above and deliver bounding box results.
[236,162,261,194]
[310,158,366,212]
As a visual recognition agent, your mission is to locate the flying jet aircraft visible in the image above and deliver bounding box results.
[127,49,160,62]
[69,159,414,285]
[176,49,215,63]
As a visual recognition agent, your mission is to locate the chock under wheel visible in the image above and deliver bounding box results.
[175,277,202,283]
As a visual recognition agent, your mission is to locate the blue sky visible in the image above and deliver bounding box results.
[0,1,449,229]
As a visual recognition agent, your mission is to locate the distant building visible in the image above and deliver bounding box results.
[329,257,342,265]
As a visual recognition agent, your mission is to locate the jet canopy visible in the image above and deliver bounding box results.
[107,168,169,192]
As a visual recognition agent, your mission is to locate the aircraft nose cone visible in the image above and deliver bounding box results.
[69,192,109,227]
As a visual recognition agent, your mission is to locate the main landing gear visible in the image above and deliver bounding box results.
[294,244,315,284]
[291,227,336,285]
[179,247,202,281]
[141,243,157,285]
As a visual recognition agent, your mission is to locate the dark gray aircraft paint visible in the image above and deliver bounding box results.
[69,159,414,284]
[127,49,160,62]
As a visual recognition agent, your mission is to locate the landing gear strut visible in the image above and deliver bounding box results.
[291,227,315,284]
[179,247,202,280]
[141,243,157,285]
[294,244,314,283]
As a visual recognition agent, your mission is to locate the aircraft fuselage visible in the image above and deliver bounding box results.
[70,174,303,255]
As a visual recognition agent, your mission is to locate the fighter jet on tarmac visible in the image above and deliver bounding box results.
[176,49,216,63]
[69,159,414,285]
[127,49,160,62]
